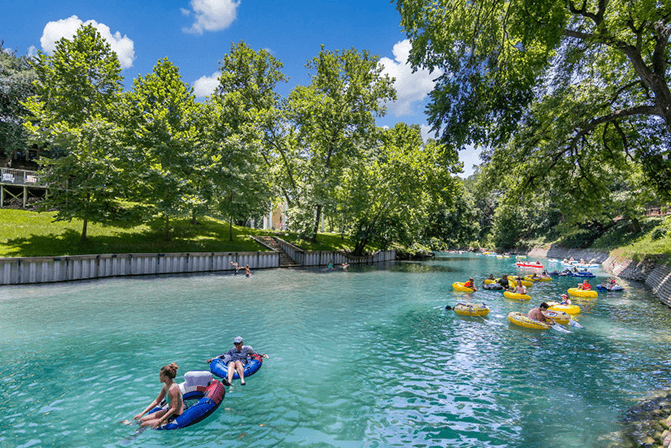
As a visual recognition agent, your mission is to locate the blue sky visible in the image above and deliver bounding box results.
[2,0,480,176]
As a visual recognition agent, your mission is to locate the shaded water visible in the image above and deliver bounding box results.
[1,253,670,447]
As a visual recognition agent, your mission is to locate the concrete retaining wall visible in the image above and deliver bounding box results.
[0,251,280,285]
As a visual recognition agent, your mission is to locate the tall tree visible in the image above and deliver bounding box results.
[288,46,396,240]
[0,43,36,166]
[121,58,202,241]
[396,0,671,199]
[202,100,271,241]
[337,123,459,255]
[215,41,295,211]
[23,24,124,241]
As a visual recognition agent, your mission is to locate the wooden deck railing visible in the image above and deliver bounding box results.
[0,168,44,186]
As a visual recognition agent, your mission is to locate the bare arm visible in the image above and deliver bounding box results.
[134,385,167,420]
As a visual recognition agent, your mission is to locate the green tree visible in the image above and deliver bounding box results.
[396,0,671,199]
[23,24,124,241]
[338,123,459,255]
[0,43,36,166]
[214,41,296,212]
[202,100,272,241]
[121,58,202,241]
[288,46,396,240]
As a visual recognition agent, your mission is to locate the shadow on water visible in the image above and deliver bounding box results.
[388,262,460,274]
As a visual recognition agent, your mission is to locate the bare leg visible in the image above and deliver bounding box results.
[226,362,235,386]
[235,361,245,385]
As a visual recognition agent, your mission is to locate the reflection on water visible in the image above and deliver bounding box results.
[0,253,667,447]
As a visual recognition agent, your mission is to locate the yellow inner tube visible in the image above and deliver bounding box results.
[543,310,570,325]
[508,312,550,329]
[483,279,496,284]
[454,303,490,316]
[567,288,597,298]
[523,275,552,282]
[453,282,475,293]
[496,278,533,288]
[503,291,531,301]
[547,301,581,315]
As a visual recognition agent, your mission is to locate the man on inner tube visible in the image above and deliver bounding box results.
[528,302,554,325]
[497,275,511,290]
[206,336,269,387]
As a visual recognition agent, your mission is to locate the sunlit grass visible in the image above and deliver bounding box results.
[0,209,364,257]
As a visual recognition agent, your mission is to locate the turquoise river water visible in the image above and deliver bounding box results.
[1,253,670,448]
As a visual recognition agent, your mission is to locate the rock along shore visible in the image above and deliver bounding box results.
[528,245,671,447]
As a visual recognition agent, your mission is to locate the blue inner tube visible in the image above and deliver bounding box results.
[149,380,225,430]
[596,284,624,291]
[566,271,596,278]
[210,354,263,380]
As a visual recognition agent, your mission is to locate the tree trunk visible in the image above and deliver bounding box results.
[229,216,234,242]
[165,215,171,241]
[81,217,88,242]
[311,205,322,242]
[191,209,197,225]
[630,217,641,233]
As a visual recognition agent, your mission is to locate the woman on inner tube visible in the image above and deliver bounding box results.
[133,362,184,428]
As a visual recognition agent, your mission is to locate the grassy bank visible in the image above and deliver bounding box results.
[0,209,360,257]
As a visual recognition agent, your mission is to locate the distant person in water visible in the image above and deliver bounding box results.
[245,265,251,277]
[231,261,239,275]
[463,277,477,291]
[559,293,572,305]
[497,275,510,289]
[327,259,334,270]
[342,262,349,271]
[513,280,527,294]
[128,363,184,428]
[578,279,591,290]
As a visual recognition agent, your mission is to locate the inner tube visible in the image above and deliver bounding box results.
[596,284,625,292]
[210,354,264,380]
[508,312,550,330]
[515,262,543,268]
[523,275,551,282]
[453,282,475,293]
[148,373,226,430]
[453,303,490,316]
[543,310,570,325]
[567,288,598,298]
[503,291,531,301]
[547,301,581,315]
[483,282,503,290]
[570,271,596,278]
[498,278,533,287]
[483,279,496,284]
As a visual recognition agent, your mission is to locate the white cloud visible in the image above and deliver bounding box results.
[379,39,440,117]
[182,0,240,34]
[194,71,220,98]
[27,46,39,58]
[40,15,135,69]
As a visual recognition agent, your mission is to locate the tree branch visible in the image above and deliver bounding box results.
[570,105,661,148]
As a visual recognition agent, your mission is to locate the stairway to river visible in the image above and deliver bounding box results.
[253,236,301,267]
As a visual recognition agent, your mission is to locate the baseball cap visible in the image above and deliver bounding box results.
[233,336,243,344]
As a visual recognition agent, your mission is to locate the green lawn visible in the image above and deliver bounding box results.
[0,209,360,258]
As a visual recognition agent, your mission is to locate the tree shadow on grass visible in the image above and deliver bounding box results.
[3,222,263,257]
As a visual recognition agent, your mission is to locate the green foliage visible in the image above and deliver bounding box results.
[121,57,203,240]
[337,123,460,255]
[397,0,671,220]
[22,24,125,241]
[0,44,36,163]
[425,183,480,248]
[210,42,282,239]
[287,45,397,239]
